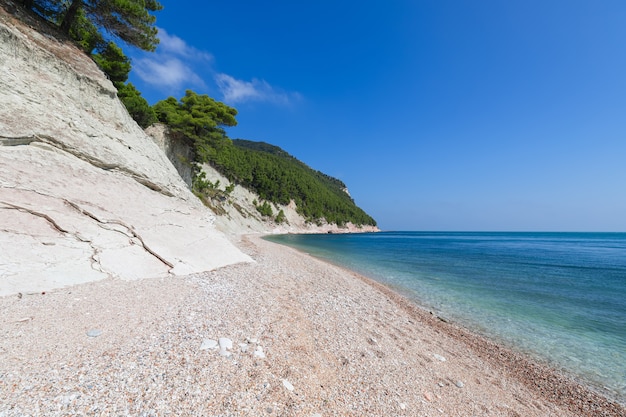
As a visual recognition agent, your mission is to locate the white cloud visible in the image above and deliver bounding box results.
[130,28,301,106]
[157,28,213,62]
[133,57,204,90]
[215,73,301,105]
[131,28,210,92]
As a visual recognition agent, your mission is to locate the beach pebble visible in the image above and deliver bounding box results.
[399,402,407,410]
[433,354,446,362]
[200,339,218,350]
[423,391,433,402]
[239,343,249,353]
[282,379,294,391]
[86,329,102,337]
[253,346,265,358]
[217,337,233,357]
[455,380,465,388]
[218,337,233,350]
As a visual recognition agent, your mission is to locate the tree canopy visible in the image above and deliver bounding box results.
[153,91,376,227]
[117,83,157,128]
[154,90,238,159]
[20,0,162,51]
[60,0,162,51]
[92,41,131,86]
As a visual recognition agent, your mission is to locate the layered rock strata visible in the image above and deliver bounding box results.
[0,4,251,297]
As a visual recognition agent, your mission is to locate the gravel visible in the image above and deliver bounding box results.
[1,235,624,416]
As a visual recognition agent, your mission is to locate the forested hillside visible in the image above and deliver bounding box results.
[152,91,376,227]
[220,139,376,227]
[13,0,376,229]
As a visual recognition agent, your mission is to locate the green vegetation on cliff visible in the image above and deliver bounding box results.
[19,0,158,128]
[13,2,376,227]
[21,0,162,51]
[154,91,376,227]
[215,139,376,227]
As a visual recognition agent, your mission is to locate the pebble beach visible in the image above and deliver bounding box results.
[1,235,624,416]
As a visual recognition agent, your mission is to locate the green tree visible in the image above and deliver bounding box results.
[68,7,104,53]
[155,90,237,138]
[92,41,131,86]
[275,209,287,224]
[255,201,273,217]
[117,83,157,128]
[154,90,238,159]
[59,0,163,51]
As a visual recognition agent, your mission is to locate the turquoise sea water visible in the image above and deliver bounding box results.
[266,232,626,403]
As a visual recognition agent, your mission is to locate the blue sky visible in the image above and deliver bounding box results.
[127,0,626,231]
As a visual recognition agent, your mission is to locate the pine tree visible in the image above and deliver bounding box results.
[59,0,162,51]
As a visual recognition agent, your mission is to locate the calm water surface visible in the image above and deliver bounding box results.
[266,232,626,403]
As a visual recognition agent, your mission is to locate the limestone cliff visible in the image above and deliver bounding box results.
[0,3,251,297]
[145,124,380,236]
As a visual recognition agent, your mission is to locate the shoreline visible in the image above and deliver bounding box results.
[264,232,626,409]
[245,235,626,416]
[262,234,626,415]
[335,258,626,416]
[1,234,624,415]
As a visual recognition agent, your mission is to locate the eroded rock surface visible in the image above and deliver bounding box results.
[0,4,251,296]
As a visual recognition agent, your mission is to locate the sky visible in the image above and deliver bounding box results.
[126,0,626,232]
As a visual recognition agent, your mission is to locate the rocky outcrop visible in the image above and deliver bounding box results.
[194,160,380,235]
[145,124,380,235]
[0,6,184,197]
[145,124,194,189]
[0,4,251,297]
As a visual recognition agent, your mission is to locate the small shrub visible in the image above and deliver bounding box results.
[255,201,273,217]
[275,209,287,224]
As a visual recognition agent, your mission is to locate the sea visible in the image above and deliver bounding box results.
[265,232,626,404]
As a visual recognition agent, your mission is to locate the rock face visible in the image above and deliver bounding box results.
[197,161,380,235]
[0,4,251,297]
[145,124,194,189]
[145,125,380,236]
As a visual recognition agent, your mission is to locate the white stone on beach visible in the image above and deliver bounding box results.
[455,380,464,388]
[200,339,218,350]
[86,329,102,337]
[218,337,233,350]
[282,379,294,391]
[217,338,233,357]
[253,346,265,358]
[433,353,446,362]
[239,343,249,353]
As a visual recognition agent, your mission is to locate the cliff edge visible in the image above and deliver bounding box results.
[0,3,251,297]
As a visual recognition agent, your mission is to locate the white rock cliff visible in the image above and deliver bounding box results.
[0,5,251,297]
